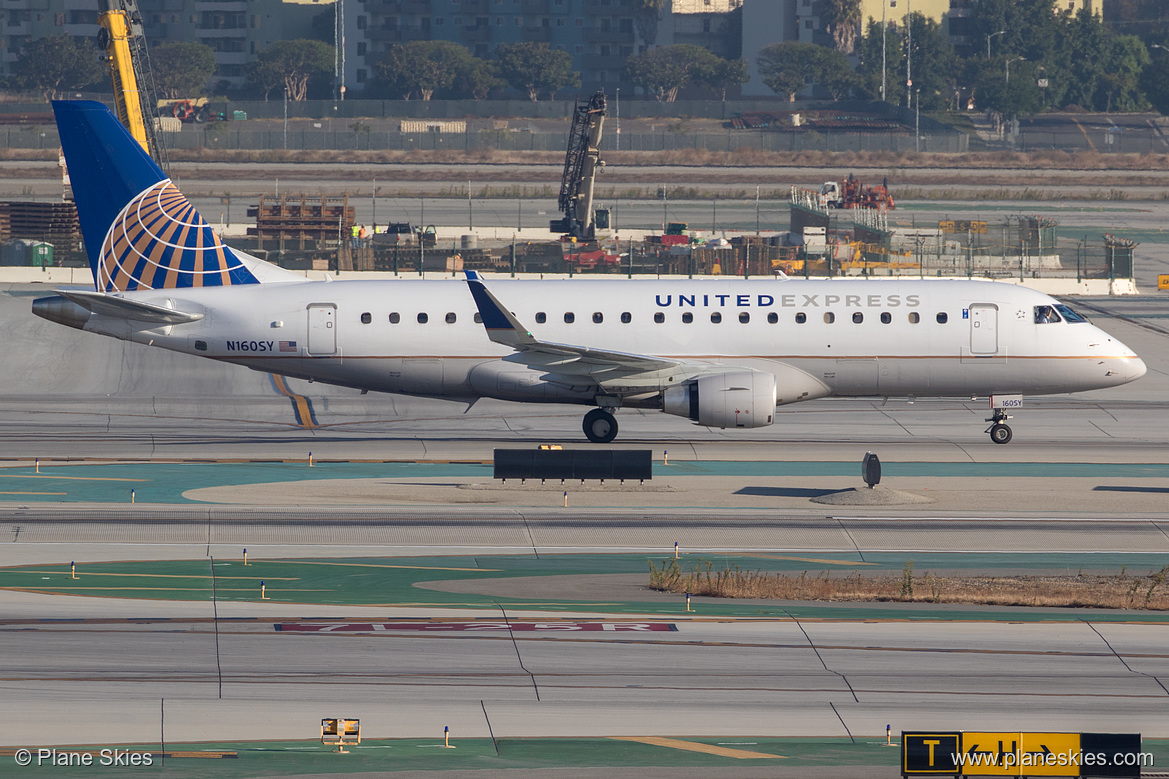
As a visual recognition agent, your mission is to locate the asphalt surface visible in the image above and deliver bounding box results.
[0,274,1168,773]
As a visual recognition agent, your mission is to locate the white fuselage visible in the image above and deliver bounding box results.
[76,277,1144,409]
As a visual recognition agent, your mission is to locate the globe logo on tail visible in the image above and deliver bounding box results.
[99,180,257,291]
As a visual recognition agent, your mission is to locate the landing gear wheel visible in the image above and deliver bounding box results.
[583,408,618,444]
[989,423,1013,445]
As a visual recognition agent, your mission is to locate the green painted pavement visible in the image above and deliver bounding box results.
[4,553,1169,622]
[3,460,1169,503]
[6,737,1169,777]
[0,737,880,777]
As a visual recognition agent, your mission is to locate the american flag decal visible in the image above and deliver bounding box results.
[279,341,297,352]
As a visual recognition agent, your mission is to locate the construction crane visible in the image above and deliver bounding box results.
[550,91,607,242]
[97,0,167,167]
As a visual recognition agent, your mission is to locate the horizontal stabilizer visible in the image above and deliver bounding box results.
[56,289,204,324]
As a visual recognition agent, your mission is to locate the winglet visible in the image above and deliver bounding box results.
[464,273,536,348]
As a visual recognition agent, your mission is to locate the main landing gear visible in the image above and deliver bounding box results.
[583,408,618,443]
[985,410,1013,445]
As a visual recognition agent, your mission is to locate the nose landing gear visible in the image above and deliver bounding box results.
[985,410,1013,444]
[583,408,618,443]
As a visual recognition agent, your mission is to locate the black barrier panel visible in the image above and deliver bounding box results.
[903,732,962,776]
[493,449,652,481]
[1080,733,1142,779]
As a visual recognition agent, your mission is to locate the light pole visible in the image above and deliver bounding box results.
[755,184,760,236]
[987,30,1005,59]
[880,0,887,102]
[905,0,912,109]
[915,88,920,152]
[1005,56,1024,86]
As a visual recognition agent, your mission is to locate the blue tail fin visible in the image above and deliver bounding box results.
[53,100,259,292]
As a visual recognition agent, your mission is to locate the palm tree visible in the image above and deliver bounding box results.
[818,0,863,55]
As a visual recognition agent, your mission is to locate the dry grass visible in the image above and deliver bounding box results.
[648,559,1169,610]
[8,145,1169,173]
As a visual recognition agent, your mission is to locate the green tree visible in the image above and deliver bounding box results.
[973,61,1041,115]
[375,41,471,100]
[699,57,749,101]
[452,57,503,100]
[633,0,667,46]
[905,12,958,110]
[150,42,217,99]
[1139,39,1169,114]
[815,46,857,99]
[1098,35,1148,111]
[623,44,720,102]
[12,35,104,100]
[494,42,578,101]
[756,42,852,101]
[1060,7,1109,109]
[855,18,904,104]
[817,0,862,55]
[248,40,333,101]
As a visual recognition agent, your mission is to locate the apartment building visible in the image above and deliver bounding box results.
[0,0,321,87]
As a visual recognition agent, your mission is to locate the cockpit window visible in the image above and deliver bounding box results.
[1034,305,1062,324]
[1054,304,1088,323]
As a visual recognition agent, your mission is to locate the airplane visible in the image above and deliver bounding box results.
[33,101,1146,445]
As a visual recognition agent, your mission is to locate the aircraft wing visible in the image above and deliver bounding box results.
[465,272,680,379]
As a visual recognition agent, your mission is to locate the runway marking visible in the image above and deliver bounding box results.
[260,560,501,573]
[611,736,785,759]
[0,749,237,759]
[270,374,319,430]
[0,491,66,495]
[739,554,876,566]
[275,621,677,633]
[1072,119,1099,152]
[0,474,147,482]
[10,570,298,581]
[3,587,329,592]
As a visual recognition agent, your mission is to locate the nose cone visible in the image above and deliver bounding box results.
[1127,355,1147,382]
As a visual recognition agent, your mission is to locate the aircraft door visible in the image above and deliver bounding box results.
[307,304,336,356]
[969,303,998,356]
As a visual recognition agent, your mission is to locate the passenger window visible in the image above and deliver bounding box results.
[852,312,863,324]
[909,312,920,324]
[739,312,749,324]
[795,312,807,324]
[417,312,428,324]
[564,312,575,323]
[682,312,693,324]
[445,312,456,324]
[620,312,631,323]
[654,312,665,324]
[767,312,778,324]
[824,312,835,324]
[880,312,891,324]
[389,312,400,324]
[474,313,482,324]
[535,312,547,324]
[360,312,371,324]
[592,312,603,324]
[711,312,722,324]
[936,312,948,324]
[1034,305,1062,324]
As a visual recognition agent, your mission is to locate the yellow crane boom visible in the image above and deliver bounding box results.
[96,0,166,166]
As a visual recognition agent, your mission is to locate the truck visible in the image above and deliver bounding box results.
[818,174,895,210]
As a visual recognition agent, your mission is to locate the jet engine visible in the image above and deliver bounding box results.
[662,370,777,429]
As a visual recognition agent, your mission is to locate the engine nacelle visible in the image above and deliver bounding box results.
[662,370,777,429]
